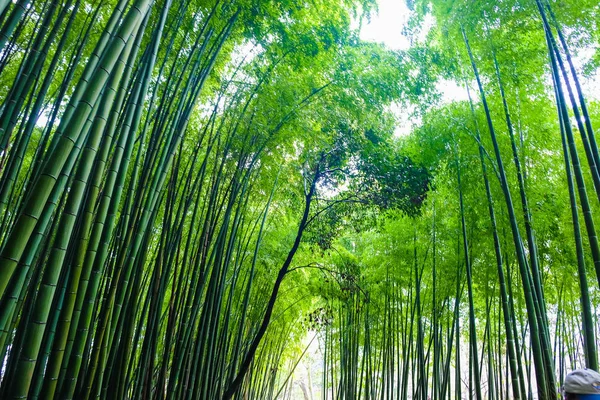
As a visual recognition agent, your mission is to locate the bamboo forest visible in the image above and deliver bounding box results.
[2,0,600,398]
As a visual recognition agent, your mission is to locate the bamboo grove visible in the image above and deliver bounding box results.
[0,0,599,399]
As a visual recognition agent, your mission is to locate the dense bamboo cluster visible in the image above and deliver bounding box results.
[303,1,600,399]
[1,0,600,399]
[0,0,435,398]
[0,0,385,398]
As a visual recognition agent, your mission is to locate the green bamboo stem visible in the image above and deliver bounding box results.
[0,0,32,53]
[0,0,80,227]
[545,1,600,186]
[462,27,552,399]
[464,76,525,399]
[2,24,137,400]
[0,0,152,301]
[538,2,600,292]
[537,0,600,205]
[454,148,483,400]
[556,86,598,370]
[40,19,142,398]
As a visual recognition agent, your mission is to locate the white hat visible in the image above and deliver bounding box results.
[564,369,600,395]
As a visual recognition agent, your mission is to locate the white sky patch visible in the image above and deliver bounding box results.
[358,0,435,50]
[359,0,411,50]
[437,79,471,103]
[36,112,49,128]
[356,0,600,135]
[584,69,600,100]
[358,0,435,137]
[574,46,600,101]
[229,40,261,67]
[388,102,421,138]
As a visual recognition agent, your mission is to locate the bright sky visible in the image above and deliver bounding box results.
[358,0,599,104]
[357,0,600,138]
[295,1,599,396]
[358,0,470,136]
[359,0,412,51]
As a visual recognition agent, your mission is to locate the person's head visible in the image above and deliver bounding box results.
[563,369,600,399]
[564,393,600,400]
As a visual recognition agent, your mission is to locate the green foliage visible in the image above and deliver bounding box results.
[0,0,598,398]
